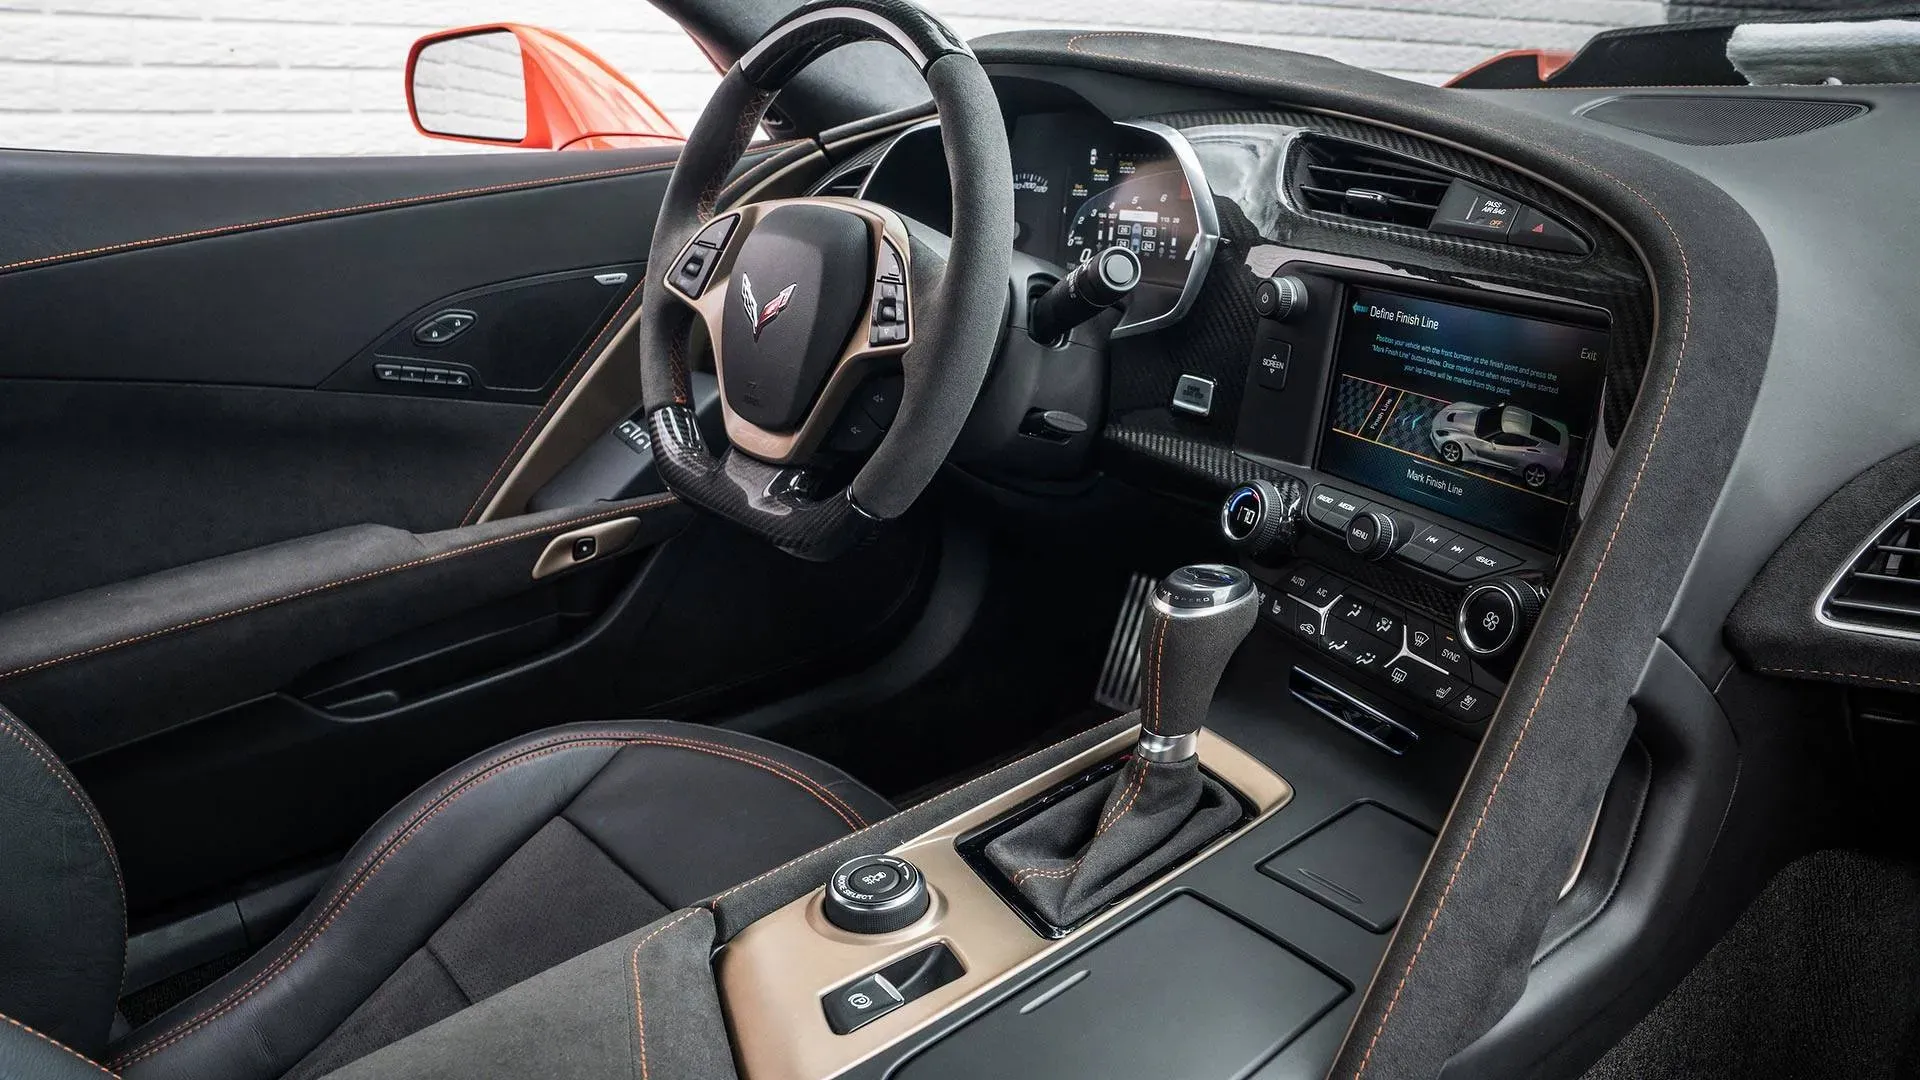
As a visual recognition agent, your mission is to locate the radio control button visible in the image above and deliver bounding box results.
[1448,545,1522,581]
[1307,485,1364,530]
[1406,523,1458,560]
[1435,535,1479,564]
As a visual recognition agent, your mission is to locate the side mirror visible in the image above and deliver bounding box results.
[406,24,685,151]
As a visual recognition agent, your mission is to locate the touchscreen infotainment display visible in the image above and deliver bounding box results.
[1317,286,1609,551]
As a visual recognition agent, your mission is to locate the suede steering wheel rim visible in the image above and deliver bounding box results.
[636,0,1013,561]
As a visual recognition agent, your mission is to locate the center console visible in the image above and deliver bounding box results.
[1219,260,1612,747]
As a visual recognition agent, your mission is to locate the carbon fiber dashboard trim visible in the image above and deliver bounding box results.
[1105,106,1651,502]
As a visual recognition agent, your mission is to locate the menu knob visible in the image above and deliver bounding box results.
[1344,509,1397,561]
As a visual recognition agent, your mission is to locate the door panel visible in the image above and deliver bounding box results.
[0,136,937,920]
[0,382,534,610]
[0,496,688,760]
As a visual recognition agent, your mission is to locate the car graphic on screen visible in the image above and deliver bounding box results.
[1430,402,1570,489]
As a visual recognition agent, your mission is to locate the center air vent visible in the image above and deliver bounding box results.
[1293,136,1453,230]
[1821,496,1920,637]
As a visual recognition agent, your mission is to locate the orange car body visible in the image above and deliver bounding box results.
[406,24,685,151]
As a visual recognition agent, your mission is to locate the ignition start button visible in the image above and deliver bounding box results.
[825,855,928,933]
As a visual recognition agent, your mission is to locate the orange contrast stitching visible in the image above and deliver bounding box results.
[1,1012,117,1078]
[0,705,122,897]
[0,497,676,685]
[1145,615,1168,734]
[0,140,806,279]
[616,731,870,828]
[1008,759,1153,885]
[630,908,705,1080]
[0,162,675,278]
[1756,666,1920,687]
[1345,125,1696,1080]
[112,729,845,1069]
[707,718,1137,913]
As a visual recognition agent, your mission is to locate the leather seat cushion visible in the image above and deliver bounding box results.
[108,721,891,1080]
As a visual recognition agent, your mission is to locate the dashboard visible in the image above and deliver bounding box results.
[861,111,1218,338]
[845,81,1650,741]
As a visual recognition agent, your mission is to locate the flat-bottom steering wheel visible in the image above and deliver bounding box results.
[637,0,1012,559]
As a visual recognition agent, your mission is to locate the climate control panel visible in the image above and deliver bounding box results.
[1263,560,1506,726]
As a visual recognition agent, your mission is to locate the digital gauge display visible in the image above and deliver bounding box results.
[1061,148,1197,287]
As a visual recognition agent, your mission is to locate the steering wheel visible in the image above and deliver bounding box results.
[637,0,1012,560]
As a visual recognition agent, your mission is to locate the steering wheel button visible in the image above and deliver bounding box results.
[860,375,903,429]
[692,215,737,251]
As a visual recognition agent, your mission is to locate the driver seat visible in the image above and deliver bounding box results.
[0,707,892,1080]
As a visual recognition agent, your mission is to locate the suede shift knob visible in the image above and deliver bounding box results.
[1138,565,1259,752]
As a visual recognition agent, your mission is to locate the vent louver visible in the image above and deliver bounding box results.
[1822,499,1920,636]
[1293,136,1452,230]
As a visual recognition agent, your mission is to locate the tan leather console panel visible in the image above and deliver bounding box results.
[719,726,1291,1080]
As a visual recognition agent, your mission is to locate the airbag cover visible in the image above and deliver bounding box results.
[721,203,870,431]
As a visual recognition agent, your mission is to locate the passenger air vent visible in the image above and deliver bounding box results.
[1822,497,1920,637]
[1293,136,1453,230]
[815,162,875,199]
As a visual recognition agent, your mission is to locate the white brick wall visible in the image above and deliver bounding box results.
[0,0,1662,156]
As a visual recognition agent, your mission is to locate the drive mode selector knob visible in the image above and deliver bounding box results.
[1220,479,1303,563]
[1344,509,1397,561]
[824,855,929,934]
[1458,578,1545,658]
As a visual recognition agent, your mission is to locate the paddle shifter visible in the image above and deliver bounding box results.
[985,565,1257,928]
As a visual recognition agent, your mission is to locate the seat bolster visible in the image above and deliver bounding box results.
[0,1012,118,1080]
[111,722,647,1080]
[0,705,124,1059]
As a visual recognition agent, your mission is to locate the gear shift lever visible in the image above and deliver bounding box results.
[984,565,1257,929]
[1136,564,1260,764]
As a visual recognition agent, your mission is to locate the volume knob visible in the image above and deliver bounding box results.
[1255,275,1309,322]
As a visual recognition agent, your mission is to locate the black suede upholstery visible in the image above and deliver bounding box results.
[986,758,1241,928]
[0,497,690,760]
[86,720,888,1080]
[0,706,123,1060]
